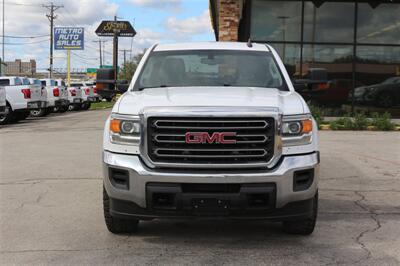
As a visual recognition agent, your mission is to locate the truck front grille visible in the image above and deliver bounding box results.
[146,117,275,168]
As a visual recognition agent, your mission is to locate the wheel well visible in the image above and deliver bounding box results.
[5,101,13,111]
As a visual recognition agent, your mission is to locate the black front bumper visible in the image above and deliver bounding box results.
[109,182,315,221]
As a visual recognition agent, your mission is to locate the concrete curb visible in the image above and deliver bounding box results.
[319,124,400,131]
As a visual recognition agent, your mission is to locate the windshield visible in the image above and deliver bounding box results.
[134,50,287,90]
[14,77,22,85]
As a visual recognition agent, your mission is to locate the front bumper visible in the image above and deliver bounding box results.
[103,151,319,220]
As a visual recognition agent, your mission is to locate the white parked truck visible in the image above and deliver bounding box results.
[67,84,83,111]
[28,78,48,117]
[83,81,100,103]
[102,42,320,235]
[0,76,45,124]
[40,79,69,113]
[70,82,96,110]
[53,79,69,112]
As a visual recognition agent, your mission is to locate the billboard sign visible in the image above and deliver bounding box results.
[95,21,136,37]
[54,27,84,50]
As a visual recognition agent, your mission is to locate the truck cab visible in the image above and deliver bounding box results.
[102,42,320,235]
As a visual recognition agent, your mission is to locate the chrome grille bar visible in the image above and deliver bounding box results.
[146,116,276,168]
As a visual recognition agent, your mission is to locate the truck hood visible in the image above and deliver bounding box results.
[116,87,306,115]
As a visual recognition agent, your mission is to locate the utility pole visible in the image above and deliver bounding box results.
[43,2,63,78]
[1,0,5,76]
[119,49,131,78]
[93,39,103,67]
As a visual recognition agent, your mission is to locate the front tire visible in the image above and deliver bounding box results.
[0,105,15,125]
[103,187,139,234]
[68,104,80,111]
[59,105,68,113]
[282,191,318,235]
[81,102,91,110]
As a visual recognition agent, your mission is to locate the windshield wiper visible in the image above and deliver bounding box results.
[138,84,169,91]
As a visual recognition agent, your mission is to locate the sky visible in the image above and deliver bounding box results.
[1,0,215,72]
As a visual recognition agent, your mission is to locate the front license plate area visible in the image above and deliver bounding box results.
[192,198,230,215]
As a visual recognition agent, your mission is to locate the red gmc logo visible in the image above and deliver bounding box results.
[185,132,237,144]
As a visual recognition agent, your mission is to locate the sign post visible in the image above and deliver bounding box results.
[67,49,71,86]
[95,20,136,90]
[54,27,84,86]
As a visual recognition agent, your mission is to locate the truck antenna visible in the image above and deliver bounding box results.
[247,38,253,48]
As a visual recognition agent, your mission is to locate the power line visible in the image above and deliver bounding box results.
[70,51,97,61]
[0,38,50,45]
[1,1,42,7]
[0,34,49,38]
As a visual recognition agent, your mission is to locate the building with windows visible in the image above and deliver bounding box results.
[4,59,37,76]
[210,0,400,114]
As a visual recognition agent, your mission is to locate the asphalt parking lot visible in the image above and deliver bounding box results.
[0,109,399,265]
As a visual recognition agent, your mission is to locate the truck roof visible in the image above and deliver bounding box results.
[154,42,270,52]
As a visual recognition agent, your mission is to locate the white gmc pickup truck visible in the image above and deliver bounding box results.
[103,42,320,235]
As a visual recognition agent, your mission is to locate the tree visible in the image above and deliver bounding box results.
[118,50,146,81]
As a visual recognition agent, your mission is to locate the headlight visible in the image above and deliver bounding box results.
[282,115,313,146]
[109,114,140,145]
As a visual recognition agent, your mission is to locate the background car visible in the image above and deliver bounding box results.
[314,79,364,106]
[352,77,400,108]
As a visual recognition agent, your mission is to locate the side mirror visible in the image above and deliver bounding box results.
[117,84,128,93]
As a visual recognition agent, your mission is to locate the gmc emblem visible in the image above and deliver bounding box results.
[185,132,237,144]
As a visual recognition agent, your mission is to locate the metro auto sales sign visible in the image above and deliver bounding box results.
[54,27,84,50]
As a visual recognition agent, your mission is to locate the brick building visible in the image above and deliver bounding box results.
[209,0,400,111]
[4,59,37,76]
